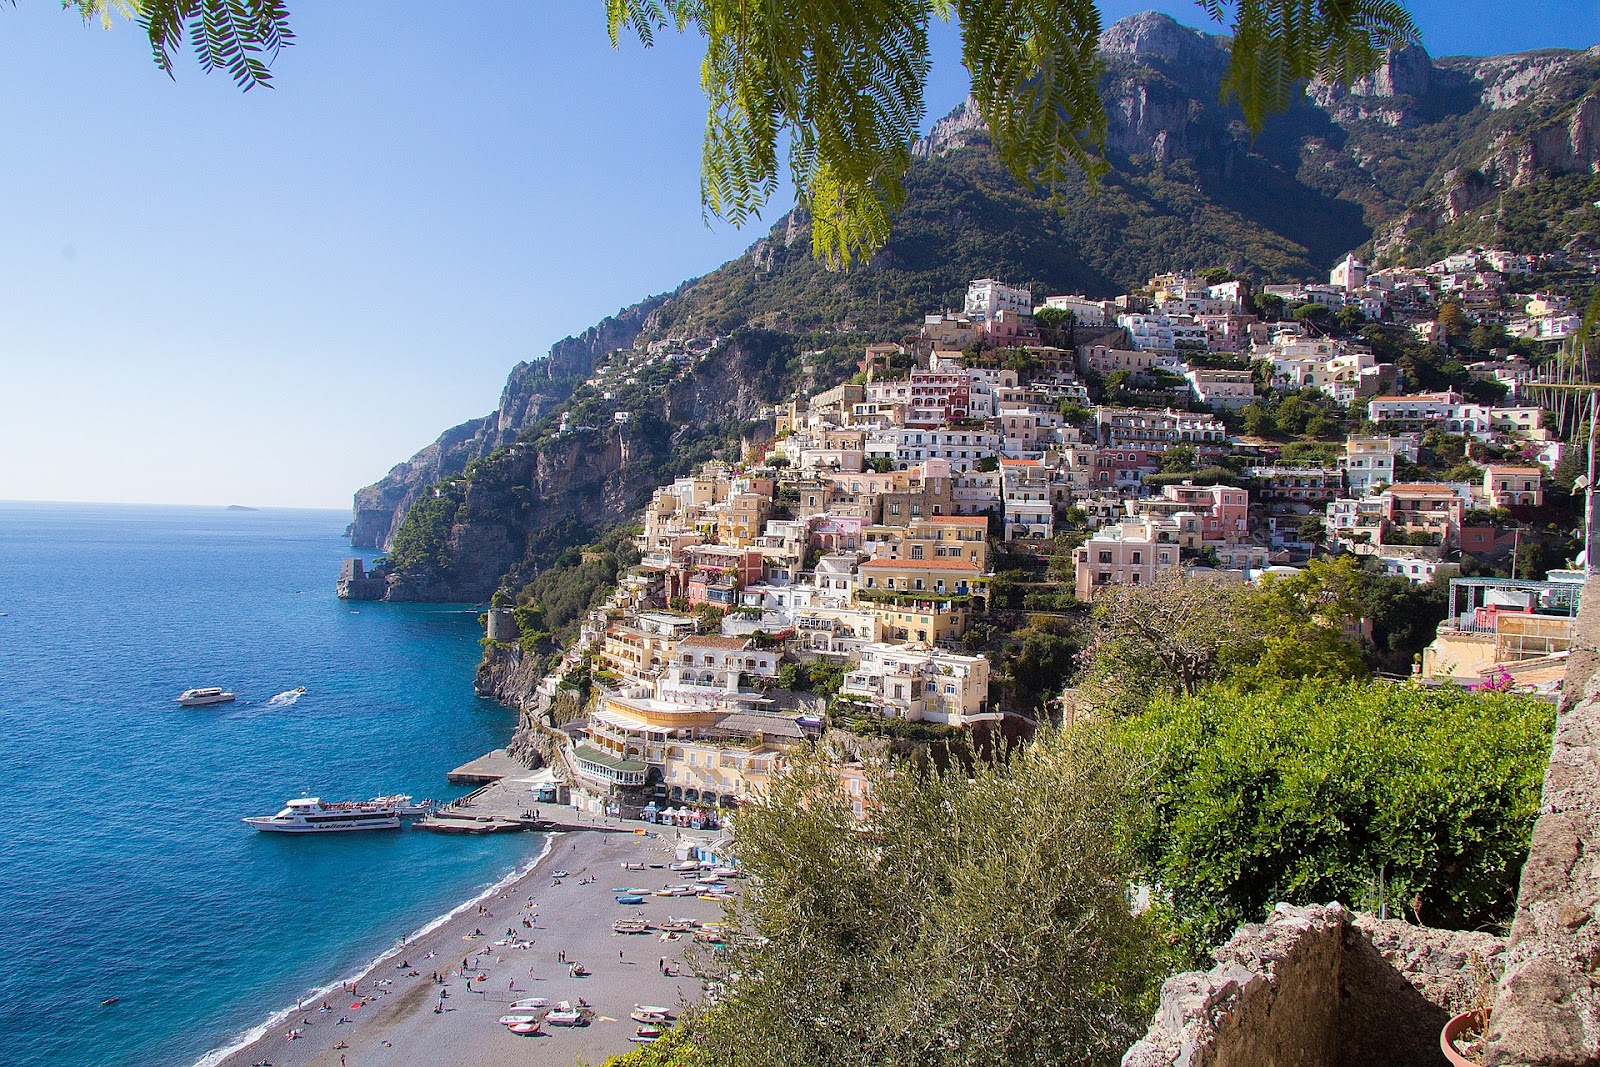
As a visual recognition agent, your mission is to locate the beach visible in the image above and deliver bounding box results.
[210,824,729,1067]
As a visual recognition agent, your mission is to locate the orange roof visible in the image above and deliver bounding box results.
[919,515,988,526]
[677,634,752,650]
[860,557,980,572]
[1388,483,1457,494]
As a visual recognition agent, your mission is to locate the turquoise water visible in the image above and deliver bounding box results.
[0,503,541,1067]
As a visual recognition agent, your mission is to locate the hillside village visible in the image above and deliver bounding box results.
[479,249,1597,823]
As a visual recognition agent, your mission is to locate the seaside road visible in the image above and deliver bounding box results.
[214,825,730,1067]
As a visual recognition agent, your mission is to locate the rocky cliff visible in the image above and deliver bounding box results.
[350,294,673,551]
[375,330,790,602]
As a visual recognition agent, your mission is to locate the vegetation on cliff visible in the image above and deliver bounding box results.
[386,481,466,575]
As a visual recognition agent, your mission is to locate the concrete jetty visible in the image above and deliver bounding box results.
[418,750,588,835]
[444,748,526,784]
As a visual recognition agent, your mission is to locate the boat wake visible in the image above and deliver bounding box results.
[266,688,304,707]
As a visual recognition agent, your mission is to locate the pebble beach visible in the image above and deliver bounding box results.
[212,826,729,1067]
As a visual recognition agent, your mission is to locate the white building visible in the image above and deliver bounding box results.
[965,279,1033,323]
[1377,555,1461,585]
[1038,294,1110,325]
[1117,312,1209,352]
[1185,367,1256,410]
[1330,253,1368,292]
[840,642,994,726]
[666,635,780,694]
[1001,460,1054,539]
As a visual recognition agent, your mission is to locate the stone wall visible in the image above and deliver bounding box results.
[1123,904,1505,1067]
[1484,579,1600,1067]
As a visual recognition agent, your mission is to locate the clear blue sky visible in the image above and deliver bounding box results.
[1,2,1595,509]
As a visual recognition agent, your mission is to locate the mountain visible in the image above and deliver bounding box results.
[349,12,1600,600]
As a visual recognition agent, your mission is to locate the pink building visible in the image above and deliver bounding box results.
[1137,484,1249,542]
[905,370,972,426]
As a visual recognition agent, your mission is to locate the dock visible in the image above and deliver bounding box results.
[418,750,572,835]
[444,748,526,784]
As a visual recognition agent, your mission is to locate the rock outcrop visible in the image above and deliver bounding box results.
[1484,577,1600,1067]
[372,331,789,603]
[1125,903,1505,1067]
[350,295,672,551]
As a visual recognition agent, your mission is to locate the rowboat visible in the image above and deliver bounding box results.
[498,1014,541,1025]
[545,1002,585,1026]
[613,917,651,934]
[510,997,549,1010]
[615,894,645,905]
[507,1021,542,1035]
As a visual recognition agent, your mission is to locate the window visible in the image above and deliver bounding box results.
[1098,551,1113,564]
[1131,551,1142,564]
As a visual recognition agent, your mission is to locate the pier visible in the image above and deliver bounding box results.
[416,749,614,835]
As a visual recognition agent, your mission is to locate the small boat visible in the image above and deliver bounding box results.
[615,894,645,905]
[507,1021,541,1035]
[177,687,235,707]
[631,1008,673,1024]
[510,997,549,1011]
[634,1025,664,1040]
[659,918,698,932]
[669,861,701,872]
[613,917,650,934]
[621,861,647,870]
[550,869,569,878]
[545,1002,584,1026]
[371,795,438,818]
[610,886,647,894]
[100,997,120,1007]
[498,1014,541,1025]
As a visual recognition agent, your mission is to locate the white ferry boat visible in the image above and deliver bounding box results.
[243,796,403,833]
[176,687,236,707]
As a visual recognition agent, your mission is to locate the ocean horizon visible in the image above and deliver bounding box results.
[0,502,544,1067]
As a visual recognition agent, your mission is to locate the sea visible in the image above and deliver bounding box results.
[0,502,544,1067]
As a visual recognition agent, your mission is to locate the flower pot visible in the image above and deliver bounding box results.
[1442,1008,1489,1067]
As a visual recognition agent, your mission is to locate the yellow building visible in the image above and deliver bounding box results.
[855,557,987,642]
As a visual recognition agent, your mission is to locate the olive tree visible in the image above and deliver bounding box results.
[672,727,1170,1067]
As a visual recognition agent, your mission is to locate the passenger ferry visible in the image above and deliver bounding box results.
[243,795,434,833]
[176,687,236,707]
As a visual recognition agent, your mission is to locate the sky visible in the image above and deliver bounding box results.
[1,1,1596,509]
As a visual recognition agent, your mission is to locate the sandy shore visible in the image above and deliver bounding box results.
[211,823,729,1067]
